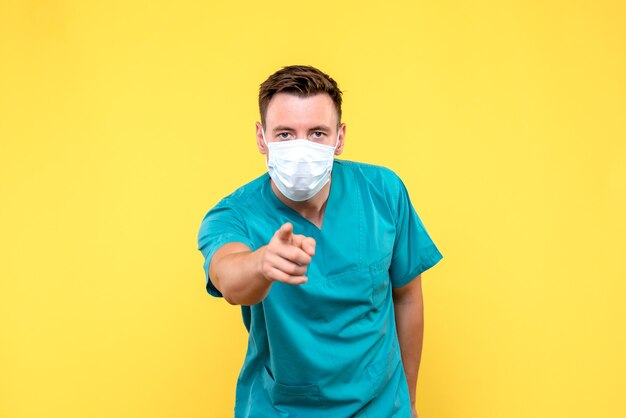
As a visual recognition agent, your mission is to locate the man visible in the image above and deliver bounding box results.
[197,65,443,417]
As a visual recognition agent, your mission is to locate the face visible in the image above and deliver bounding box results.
[256,92,346,156]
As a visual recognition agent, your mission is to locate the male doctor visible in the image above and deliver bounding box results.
[197,65,443,417]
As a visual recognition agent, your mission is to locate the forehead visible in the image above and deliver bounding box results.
[265,92,338,128]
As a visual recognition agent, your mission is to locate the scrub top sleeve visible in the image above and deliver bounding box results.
[197,202,253,297]
[389,177,443,288]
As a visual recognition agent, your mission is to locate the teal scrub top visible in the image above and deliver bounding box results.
[197,160,443,418]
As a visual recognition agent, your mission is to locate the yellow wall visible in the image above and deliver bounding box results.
[1,1,625,417]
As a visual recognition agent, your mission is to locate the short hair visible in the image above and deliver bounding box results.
[258,65,343,127]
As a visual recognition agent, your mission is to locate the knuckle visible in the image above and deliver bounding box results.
[261,264,273,280]
[291,248,303,261]
[284,264,295,275]
[289,264,303,275]
[266,242,281,257]
[283,247,295,261]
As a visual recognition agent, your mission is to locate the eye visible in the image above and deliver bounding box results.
[278,132,291,140]
[312,131,325,139]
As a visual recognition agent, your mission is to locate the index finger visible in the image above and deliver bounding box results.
[275,222,293,242]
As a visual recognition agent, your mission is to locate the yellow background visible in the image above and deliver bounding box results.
[1,1,625,417]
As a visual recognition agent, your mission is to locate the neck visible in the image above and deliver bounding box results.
[271,177,332,229]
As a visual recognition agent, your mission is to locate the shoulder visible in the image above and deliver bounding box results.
[336,159,401,179]
[198,173,269,231]
[335,159,409,220]
[335,159,404,193]
[212,173,268,211]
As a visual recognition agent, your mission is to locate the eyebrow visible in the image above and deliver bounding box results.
[309,125,332,132]
[272,126,295,133]
[271,125,333,133]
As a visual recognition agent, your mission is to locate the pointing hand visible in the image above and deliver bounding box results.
[259,223,317,285]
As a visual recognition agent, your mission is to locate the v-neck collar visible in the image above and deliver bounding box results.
[263,160,342,234]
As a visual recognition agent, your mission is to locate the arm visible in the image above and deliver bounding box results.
[209,242,272,306]
[209,223,316,306]
[393,274,424,417]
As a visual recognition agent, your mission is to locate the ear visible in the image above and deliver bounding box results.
[256,122,267,155]
[334,123,346,156]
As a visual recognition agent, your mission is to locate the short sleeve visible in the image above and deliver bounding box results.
[389,176,443,288]
[197,200,253,297]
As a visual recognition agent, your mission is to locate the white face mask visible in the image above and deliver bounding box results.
[262,129,340,202]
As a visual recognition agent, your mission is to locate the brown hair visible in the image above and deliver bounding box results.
[258,65,343,127]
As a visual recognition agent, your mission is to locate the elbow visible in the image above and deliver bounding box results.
[221,286,258,306]
[223,293,239,306]
[219,283,243,306]
[209,267,239,305]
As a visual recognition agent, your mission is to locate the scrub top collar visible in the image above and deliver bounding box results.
[262,160,343,233]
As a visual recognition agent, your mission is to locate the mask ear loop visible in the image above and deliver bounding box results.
[333,127,341,150]
[262,128,270,149]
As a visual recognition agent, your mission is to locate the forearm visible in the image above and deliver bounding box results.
[210,245,272,306]
[394,292,424,407]
[209,224,316,306]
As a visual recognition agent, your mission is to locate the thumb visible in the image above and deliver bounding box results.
[291,234,315,256]
[301,237,316,257]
